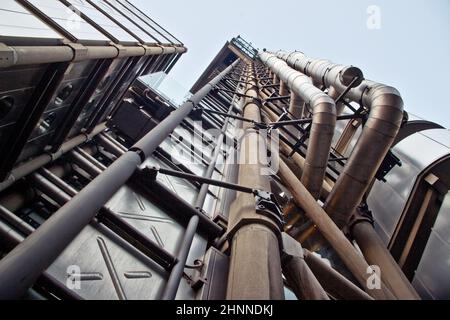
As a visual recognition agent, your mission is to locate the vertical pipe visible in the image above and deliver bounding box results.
[289,92,305,119]
[279,80,289,96]
[161,215,199,300]
[259,52,336,200]
[275,51,403,229]
[226,63,284,300]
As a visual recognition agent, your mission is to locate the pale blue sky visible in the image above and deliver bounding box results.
[130,0,450,128]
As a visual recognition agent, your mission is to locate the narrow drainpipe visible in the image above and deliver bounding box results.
[226,63,284,300]
[259,51,336,200]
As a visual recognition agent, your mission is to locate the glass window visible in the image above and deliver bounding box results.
[86,0,159,44]
[64,0,140,44]
[114,0,182,45]
[0,0,62,40]
[24,0,110,43]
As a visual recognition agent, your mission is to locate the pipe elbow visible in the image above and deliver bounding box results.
[310,95,337,125]
[364,83,404,138]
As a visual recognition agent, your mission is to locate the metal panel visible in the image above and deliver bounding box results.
[368,129,450,243]
[106,185,186,256]
[412,229,450,299]
[195,247,229,300]
[46,222,167,300]
[411,191,450,299]
[142,156,199,206]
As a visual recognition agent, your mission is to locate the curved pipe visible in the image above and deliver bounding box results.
[276,51,403,228]
[260,52,336,199]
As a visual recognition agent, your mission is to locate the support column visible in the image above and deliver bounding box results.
[226,63,284,300]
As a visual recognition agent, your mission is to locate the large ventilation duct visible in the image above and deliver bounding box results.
[276,51,403,228]
[259,52,336,199]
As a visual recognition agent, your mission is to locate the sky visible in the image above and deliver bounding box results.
[130,0,450,128]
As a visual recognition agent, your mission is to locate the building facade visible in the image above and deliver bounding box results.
[0,1,449,300]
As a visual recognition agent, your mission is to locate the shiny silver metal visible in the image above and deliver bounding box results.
[260,51,336,200]
[275,50,403,229]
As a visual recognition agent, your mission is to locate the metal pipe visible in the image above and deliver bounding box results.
[0,123,106,192]
[96,137,125,157]
[0,219,82,300]
[156,167,254,194]
[226,64,284,300]
[303,249,373,300]
[161,66,242,300]
[161,215,199,300]
[276,51,403,228]
[40,168,79,196]
[282,234,329,300]
[328,87,346,116]
[0,205,35,236]
[289,92,305,119]
[70,150,103,177]
[101,133,128,152]
[0,44,187,68]
[260,51,336,200]
[0,59,238,299]
[75,147,107,171]
[277,158,394,299]
[259,90,333,195]
[132,60,240,160]
[351,219,420,299]
[32,171,177,270]
[279,80,289,96]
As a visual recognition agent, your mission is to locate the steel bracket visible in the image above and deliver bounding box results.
[0,43,15,68]
[347,203,374,236]
[254,190,285,231]
[288,131,310,158]
[375,149,402,182]
[65,43,88,62]
[111,44,128,58]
